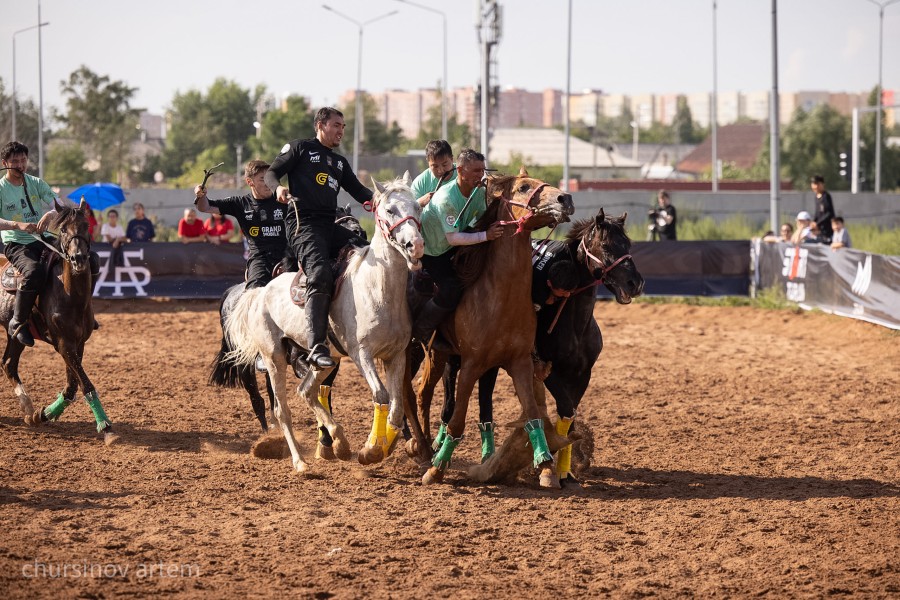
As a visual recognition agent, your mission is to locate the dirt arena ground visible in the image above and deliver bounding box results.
[0,298,897,598]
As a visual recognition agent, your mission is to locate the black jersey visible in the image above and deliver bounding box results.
[531,239,570,306]
[267,138,372,215]
[208,193,286,255]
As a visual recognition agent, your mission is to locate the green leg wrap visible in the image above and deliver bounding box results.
[431,433,462,470]
[432,422,448,452]
[478,422,495,463]
[44,392,72,421]
[524,418,553,468]
[84,390,111,433]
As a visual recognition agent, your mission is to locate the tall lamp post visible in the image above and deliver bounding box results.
[11,20,50,143]
[711,0,719,192]
[394,0,447,140]
[865,0,900,194]
[322,5,399,173]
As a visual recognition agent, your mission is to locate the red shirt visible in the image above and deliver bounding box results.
[205,216,234,238]
[178,218,206,238]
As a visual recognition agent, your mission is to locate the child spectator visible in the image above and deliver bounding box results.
[126,202,156,242]
[100,209,128,248]
[830,216,852,250]
[178,208,207,243]
[763,222,793,243]
[204,213,235,245]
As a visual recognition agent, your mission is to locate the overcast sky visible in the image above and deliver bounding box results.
[3,0,898,119]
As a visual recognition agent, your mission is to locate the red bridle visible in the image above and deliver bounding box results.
[497,182,548,234]
[573,234,632,293]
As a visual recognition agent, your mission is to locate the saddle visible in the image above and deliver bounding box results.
[289,245,358,308]
[0,250,59,295]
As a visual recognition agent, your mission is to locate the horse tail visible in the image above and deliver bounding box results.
[208,332,248,389]
[223,286,265,367]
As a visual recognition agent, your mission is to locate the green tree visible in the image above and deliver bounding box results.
[248,95,315,160]
[673,96,702,143]
[407,101,473,153]
[858,87,900,191]
[161,78,255,179]
[55,66,141,183]
[341,93,406,155]
[780,103,851,190]
[0,77,43,162]
[45,143,92,185]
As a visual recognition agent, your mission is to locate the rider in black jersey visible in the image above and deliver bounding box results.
[264,107,372,369]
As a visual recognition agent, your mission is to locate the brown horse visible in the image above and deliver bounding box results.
[0,200,115,444]
[405,167,574,488]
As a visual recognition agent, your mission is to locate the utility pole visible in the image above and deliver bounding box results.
[476,0,502,166]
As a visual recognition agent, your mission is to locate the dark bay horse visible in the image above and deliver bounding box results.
[468,208,644,484]
[406,167,574,488]
[0,200,115,443]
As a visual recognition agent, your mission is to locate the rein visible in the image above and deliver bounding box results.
[371,187,421,253]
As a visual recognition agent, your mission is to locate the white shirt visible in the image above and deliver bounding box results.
[101,223,125,240]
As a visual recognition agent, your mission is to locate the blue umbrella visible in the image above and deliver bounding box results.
[67,182,126,211]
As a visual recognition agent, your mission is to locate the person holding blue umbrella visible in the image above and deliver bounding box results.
[0,141,77,345]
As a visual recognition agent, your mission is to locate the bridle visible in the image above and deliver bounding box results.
[575,224,632,291]
[367,185,422,254]
[32,221,91,270]
[497,181,548,234]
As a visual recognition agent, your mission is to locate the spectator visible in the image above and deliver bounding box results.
[126,202,156,242]
[177,208,207,243]
[204,213,235,245]
[810,175,835,243]
[830,216,852,250]
[790,211,820,244]
[762,222,794,243]
[100,209,128,248]
[84,200,99,241]
[648,189,677,241]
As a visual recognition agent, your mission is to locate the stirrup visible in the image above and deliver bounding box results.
[307,344,335,369]
[9,321,34,347]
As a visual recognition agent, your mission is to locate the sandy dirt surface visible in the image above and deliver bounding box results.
[0,298,897,599]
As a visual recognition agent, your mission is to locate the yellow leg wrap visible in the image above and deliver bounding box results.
[384,423,401,457]
[316,386,332,440]
[366,403,389,448]
[555,416,575,479]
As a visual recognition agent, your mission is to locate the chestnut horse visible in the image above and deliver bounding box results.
[405,168,574,488]
[0,200,115,443]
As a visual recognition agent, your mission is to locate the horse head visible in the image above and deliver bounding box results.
[487,166,574,232]
[570,208,645,304]
[335,203,367,241]
[52,198,92,275]
[370,170,424,271]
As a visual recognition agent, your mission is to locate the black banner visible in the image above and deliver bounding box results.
[754,241,900,330]
[597,240,751,298]
[93,242,245,299]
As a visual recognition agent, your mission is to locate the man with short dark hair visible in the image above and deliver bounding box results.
[810,175,835,243]
[196,159,286,290]
[648,189,677,241]
[0,141,75,346]
[413,148,506,344]
[264,107,372,368]
[411,139,456,207]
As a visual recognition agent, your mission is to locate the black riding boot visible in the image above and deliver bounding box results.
[412,299,454,346]
[306,293,336,369]
[8,289,38,347]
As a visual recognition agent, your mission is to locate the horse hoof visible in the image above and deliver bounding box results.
[294,460,310,473]
[103,431,120,447]
[422,466,444,485]
[560,474,582,489]
[316,443,336,461]
[357,444,384,466]
[404,438,419,458]
[26,410,43,427]
[331,426,353,461]
[539,467,561,489]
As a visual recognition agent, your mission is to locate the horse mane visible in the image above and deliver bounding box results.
[51,204,81,233]
[453,175,514,287]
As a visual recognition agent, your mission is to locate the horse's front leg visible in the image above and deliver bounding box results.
[423,363,476,485]
[506,355,558,489]
[355,349,394,466]
[297,359,352,462]
[58,342,116,444]
[266,353,310,473]
[3,337,36,425]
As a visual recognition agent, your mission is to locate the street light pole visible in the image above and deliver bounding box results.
[322,5,398,173]
[865,0,900,194]
[711,0,719,192]
[11,20,50,143]
[38,0,45,178]
[395,0,447,140]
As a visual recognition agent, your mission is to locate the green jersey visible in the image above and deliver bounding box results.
[411,164,457,200]
[0,173,56,245]
[421,180,486,256]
